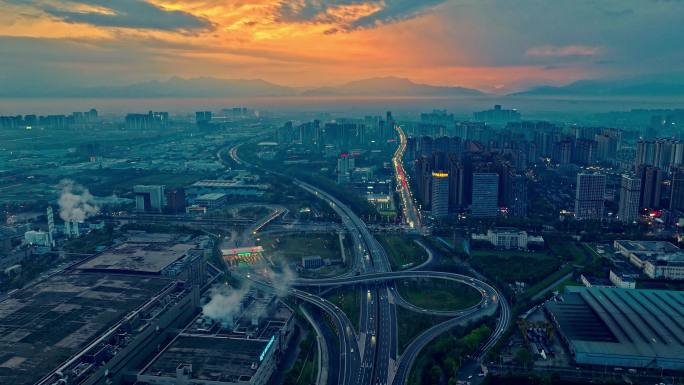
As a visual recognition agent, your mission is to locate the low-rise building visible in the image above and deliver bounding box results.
[471,228,544,250]
[614,240,684,280]
[302,255,324,269]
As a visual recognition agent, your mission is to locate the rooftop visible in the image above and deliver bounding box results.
[546,286,684,369]
[141,335,270,383]
[77,242,196,274]
[615,240,680,254]
[0,272,171,385]
[195,192,227,201]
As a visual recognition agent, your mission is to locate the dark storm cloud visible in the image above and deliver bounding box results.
[23,0,212,32]
[277,0,448,30]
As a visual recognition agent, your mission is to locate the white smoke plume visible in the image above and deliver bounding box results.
[57,179,99,222]
[202,284,252,326]
[264,263,297,297]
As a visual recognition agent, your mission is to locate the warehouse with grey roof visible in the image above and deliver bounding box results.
[546,286,684,370]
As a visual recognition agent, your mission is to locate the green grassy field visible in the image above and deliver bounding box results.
[377,235,428,270]
[470,249,561,285]
[397,278,481,311]
[397,307,448,352]
[258,233,342,263]
[325,287,361,331]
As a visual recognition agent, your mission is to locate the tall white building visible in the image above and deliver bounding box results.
[430,171,449,219]
[574,173,606,220]
[618,175,641,223]
[134,185,166,212]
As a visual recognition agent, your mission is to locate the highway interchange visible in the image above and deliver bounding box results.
[229,141,511,385]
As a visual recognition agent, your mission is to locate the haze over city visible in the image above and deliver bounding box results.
[2,2,684,385]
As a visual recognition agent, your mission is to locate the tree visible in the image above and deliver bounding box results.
[514,346,533,367]
[428,364,443,385]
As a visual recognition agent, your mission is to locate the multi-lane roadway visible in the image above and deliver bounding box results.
[228,141,510,385]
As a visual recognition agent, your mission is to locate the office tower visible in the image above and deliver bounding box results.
[46,206,55,247]
[510,174,528,217]
[638,165,663,210]
[471,173,499,218]
[415,155,433,207]
[134,185,166,213]
[336,153,354,184]
[431,171,449,218]
[670,167,684,211]
[448,154,465,210]
[574,173,606,220]
[618,175,641,222]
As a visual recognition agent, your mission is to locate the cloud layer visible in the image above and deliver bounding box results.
[0,0,682,92]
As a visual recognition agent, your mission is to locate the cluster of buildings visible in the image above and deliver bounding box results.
[407,135,527,219]
[276,112,396,149]
[546,286,684,371]
[1,227,296,385]
[0,109,98,129]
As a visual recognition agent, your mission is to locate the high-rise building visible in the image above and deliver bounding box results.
[670,167,684,211]
[448,155,465,210]
[573,138,597,165]
[618,175,641,223]
[471,173,499,218]
[431,172,450,219]
[574,173,606,220]
[638,165,663,210]
[134,185,166,213]
[165,188,187,214]
[336,153,354,184]
[415,155,433,207]
[635,140,655,170]
[509,174,528,217]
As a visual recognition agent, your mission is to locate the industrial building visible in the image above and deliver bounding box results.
[76,235,209,285]
[0,232,214,385]
[193,192,229,209]
[546,286,684,370]
[614,240,684,280]
[188,179,269,198]
[137,288,294,385]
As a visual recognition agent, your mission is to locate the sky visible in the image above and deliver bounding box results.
[1,0,683,93]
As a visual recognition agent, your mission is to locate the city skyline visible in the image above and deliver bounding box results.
[2,0,684,95]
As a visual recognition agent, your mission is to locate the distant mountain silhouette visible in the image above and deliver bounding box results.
[0,77,295,98]
[301,76,485,96]
[513,76,684,97]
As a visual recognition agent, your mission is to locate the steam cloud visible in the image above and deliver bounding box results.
[264,263,297,297]
[202,284,251,325]
[57,179,99,222]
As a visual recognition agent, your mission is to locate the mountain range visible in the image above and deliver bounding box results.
[3,75,684,98]
[511,76,684,97]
